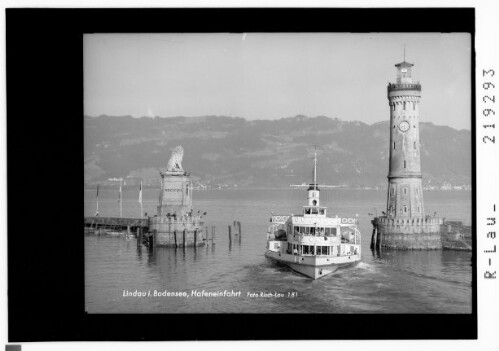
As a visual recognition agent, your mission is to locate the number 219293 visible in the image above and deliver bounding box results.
[483,69,496,144]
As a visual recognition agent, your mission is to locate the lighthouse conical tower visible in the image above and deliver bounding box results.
[373,59,444,250]
[386,61,424,218]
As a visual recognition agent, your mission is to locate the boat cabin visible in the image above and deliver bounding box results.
[303,205,327,216]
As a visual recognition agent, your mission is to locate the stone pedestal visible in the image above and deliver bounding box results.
[374,216,444,250]
[149,215,205,247]
[147,169,205,247]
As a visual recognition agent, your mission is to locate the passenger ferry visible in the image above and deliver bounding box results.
[264,151,362,279]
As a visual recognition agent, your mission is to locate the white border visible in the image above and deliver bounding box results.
[1,1,498,351]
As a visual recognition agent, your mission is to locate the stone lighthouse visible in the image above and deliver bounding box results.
[373,60,443,249]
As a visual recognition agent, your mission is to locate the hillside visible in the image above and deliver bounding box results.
[84,115,472,189]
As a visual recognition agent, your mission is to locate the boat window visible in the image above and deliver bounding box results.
[304,227,309,234]
[316,247,322,255]
[319,209,325,215]
[294,226,299,233]
[331,228,337,236]
[303,245,310,254]
[322,246,328,255]
[325,228,330,235]
[310,246,315,255]
[305,208,311,214]
[311,208,318,214]
[310,227,315,235]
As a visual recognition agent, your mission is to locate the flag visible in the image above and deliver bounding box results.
[138,180,143,204]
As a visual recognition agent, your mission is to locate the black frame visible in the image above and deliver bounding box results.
[6,8,476,341]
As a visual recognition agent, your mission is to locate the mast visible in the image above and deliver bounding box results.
[313,147,317,190]
[290,146,339,189]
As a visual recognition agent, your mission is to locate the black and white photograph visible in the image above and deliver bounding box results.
[8,5,499,349]
[84,33,472,314]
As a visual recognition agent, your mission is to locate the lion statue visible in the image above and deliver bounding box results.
[166,145,184,172]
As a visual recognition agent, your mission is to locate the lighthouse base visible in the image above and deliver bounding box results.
[373,216,444,250]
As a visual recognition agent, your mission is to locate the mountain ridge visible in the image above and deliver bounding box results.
[84,114,472,189]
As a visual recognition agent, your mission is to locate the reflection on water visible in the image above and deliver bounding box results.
[85,189,472,314]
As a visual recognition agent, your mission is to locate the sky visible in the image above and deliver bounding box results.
[84,33,471,130]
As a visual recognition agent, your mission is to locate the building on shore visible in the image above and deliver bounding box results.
[148,146,206,247]
[372,60,444,249]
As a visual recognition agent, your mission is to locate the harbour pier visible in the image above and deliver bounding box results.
[84,216,148,236]
[85,146,210,248]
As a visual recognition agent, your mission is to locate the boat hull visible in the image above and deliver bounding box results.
[265,250,360,279]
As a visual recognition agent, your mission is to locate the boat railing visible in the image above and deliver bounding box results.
[293,229,340,237]
[298,244,359,257]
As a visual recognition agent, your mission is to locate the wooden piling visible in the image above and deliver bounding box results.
[228,225,232,242]
[212,226,216,244]
[137,227,142,246]
[370,227,376,249]
[237,221,241,237]
[183,229,186,248]
[151,230,156,248]
[174,230,177,248]
[376,227,382,250]
[194,230,197,247]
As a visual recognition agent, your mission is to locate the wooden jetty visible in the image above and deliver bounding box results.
[84,216,221,248]
[84,216,149,236]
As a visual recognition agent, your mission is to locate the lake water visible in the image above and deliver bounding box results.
[84,188,472,313]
